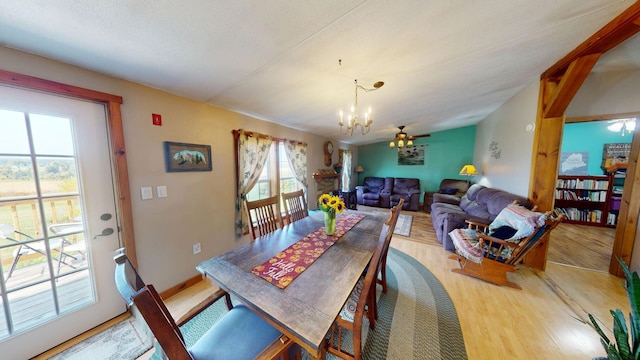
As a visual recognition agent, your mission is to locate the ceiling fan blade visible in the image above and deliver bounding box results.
[410,133,431,139]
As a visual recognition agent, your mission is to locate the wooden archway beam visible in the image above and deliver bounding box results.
[527,2,640,273]
[543,53,601,118]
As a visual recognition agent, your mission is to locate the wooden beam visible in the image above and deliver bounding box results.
[543,1,640,79]
[544,53,601,118]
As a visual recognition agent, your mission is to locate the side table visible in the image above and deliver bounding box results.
[339,189,357,210]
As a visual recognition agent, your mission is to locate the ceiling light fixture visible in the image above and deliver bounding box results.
[338,79,384,136]
[389,125,412,148]
[607,118,636,136]
[389,126,429,149]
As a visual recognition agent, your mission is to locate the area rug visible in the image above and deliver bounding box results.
[49,316,152,360]
[393,214,413,236]
[150,248,467,360]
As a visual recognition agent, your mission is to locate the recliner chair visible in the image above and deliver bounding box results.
[389,178,420,211]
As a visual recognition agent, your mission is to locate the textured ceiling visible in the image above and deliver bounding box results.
[0,0,635,144]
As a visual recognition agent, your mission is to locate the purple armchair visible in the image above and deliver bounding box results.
[389,178,421,211]
[356,177,393,208]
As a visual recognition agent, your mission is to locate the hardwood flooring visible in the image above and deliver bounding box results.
[548,222,615,272]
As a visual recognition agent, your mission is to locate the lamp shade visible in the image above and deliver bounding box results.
[459,164,478,176]
[355,165,364,173]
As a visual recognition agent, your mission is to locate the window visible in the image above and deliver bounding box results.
[246,142,302,202]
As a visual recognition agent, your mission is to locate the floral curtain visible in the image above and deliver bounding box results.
[283,140,308,192]
[340,149,352,191]
[235,130,272,236]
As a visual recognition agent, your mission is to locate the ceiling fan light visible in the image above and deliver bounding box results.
[389,141,395,148]
[398,139,404,148]
[407,139,413,147]
[607,122,624,132]
[626,121,636,132]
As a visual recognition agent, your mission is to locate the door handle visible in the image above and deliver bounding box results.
[93,227,114,239]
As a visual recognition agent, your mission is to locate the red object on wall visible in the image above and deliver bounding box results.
[152,113,162,126]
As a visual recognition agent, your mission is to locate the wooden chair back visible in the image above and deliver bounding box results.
[244,195,283,240]
[377,198,403,296]
[282,189,308,224]
[114,252,191,359]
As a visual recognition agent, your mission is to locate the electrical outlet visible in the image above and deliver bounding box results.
[193,242,201,255]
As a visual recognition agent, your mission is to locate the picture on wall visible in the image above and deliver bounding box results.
[559,151,588,175]
[601,143,630,174]
[164,141,212,172]
[398,146,424,165]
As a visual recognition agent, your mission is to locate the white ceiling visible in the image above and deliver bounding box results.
[0,0,636,145]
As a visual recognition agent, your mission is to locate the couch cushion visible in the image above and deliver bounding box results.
[363,193,380,200]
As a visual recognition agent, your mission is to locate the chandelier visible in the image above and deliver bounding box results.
[607,118,636,136]
[338,79,384,136]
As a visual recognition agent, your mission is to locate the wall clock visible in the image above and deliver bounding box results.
[324,141,333,166]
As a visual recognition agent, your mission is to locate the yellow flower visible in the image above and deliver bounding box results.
[318,193,346,214]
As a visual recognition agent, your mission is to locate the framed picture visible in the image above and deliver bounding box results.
[163,141,212,172]
[559,151,588,175]
[398,146,425,165]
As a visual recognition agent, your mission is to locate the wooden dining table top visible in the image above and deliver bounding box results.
[196,209,386,358]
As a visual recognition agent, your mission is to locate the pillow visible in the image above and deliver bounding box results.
[489,225,517,240]
[488,204,547,242]
[441,187,458,195]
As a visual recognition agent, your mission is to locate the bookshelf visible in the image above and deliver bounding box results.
[554,175,611,226]
[606,171,626,227]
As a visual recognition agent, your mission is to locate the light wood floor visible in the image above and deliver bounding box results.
[149,207,628,360]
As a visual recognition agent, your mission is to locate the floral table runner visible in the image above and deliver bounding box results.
[252,213,366,289]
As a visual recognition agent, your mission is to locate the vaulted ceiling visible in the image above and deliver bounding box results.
[0,1,636,145]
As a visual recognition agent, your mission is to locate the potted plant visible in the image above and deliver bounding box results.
[589,258,640,360]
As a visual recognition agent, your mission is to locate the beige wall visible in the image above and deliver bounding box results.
[0,46,355,290]
[473,80,539,196]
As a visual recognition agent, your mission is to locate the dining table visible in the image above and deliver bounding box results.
[196,209,387,359]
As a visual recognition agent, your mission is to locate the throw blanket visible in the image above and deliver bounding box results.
[488,204,547,242]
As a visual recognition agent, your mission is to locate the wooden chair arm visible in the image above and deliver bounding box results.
[476,233,520,249]
[176,288,232,326]
[464,219,489,233]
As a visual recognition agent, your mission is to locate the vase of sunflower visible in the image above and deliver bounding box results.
[318,193,345,235]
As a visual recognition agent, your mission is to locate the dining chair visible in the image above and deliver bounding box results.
[0,223,78,279]
[327,210,395,360]
[244,195,284,241]
[281,189,308,224]
[376,198,404,295]
[113,249,296,360]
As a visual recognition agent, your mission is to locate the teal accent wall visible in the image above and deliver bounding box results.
[561,121,632,175]
[357,125,476,193]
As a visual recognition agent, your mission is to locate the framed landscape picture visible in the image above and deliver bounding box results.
[163,141,212,172]
[398,146,425,165]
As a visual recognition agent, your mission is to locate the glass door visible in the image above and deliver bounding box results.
[0,85,124,358]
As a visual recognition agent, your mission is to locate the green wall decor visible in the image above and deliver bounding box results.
[357,125,476,193]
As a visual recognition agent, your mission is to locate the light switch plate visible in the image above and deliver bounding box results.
[157,185,168,198]
[140,187,153,200]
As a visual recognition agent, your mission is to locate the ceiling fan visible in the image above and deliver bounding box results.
[389,125,430,148]
[607,118,636,136]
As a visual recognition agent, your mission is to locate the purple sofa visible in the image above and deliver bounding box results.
[430,184,532,251]
[356,176,421,211]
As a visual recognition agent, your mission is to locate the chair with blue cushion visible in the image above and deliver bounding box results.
[113,249,296,360]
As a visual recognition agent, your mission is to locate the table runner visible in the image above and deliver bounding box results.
[252,213,366,289]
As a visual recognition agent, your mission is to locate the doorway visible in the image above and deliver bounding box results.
[0,85,124,359]
[547,117,635,271]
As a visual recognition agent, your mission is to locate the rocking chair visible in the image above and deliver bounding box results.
[448,204,564,289]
